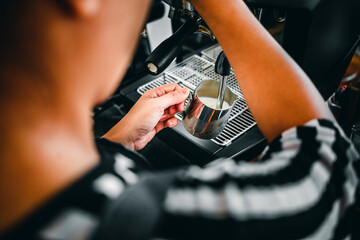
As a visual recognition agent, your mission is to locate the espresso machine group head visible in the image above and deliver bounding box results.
[145,0,214,75]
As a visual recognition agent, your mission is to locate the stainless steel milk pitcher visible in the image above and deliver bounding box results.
[181,79,239,139]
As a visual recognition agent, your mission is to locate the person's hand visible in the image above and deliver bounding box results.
[102,83,190,150]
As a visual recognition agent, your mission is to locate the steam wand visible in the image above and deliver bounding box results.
[215,51,231,109]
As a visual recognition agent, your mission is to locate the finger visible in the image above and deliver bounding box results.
[155,121,166,133]
[169,105,177,115]
[156,87,190,110]
[160,108,170,120]
[166,117,179,128]
[176,101,185,112]
[145,83,182,98]
[160,113,172,122]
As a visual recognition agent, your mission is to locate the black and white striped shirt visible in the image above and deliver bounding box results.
[156,119,360,239]
[3,119,359,240]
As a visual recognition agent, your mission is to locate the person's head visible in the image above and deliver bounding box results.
[0,1,153,233]
[0,0,152,106]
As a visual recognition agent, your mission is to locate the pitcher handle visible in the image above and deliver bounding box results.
[177,91,193,120]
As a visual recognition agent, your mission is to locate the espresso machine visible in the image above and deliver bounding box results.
[94,0,360,168]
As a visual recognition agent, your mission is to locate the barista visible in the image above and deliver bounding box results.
[0,0,358,239]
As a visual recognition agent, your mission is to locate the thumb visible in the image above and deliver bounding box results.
[156,88,190,110]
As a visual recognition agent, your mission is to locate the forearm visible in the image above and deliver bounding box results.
[191,0,333,141]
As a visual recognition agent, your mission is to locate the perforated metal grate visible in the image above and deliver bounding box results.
[201,44,223,62]
[137,54,256,146]
[137,75,179,94]
[166,55,243,96]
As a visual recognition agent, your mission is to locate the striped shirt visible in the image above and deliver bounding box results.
[157,119,360,239]
[3,119,359,239]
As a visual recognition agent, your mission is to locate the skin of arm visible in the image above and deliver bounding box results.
[190,0,334,142]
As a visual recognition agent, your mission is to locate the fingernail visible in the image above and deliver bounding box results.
[181,88,188,94]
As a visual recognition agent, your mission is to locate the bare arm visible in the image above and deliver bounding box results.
[191,0,334,142]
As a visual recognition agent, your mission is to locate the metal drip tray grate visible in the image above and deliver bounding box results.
[137,54,256,147]
[215,109,255,146]
[137,74,178,93]
[201,44,223,62]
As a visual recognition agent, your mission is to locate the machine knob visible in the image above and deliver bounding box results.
[215,51,231,76]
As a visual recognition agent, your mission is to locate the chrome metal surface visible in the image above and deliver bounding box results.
[183,0,194,11]
[201,44,223,62]
[167,55,243,96]
[181,79,238,139]
[216,75,227,109]
[137,53,257,146]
